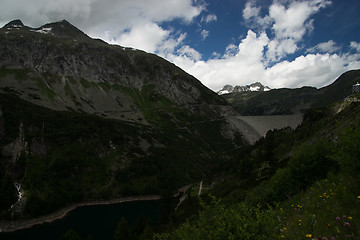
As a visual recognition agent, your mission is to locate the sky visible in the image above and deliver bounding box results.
[1,0,360,91]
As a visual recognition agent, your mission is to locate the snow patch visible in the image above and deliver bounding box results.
[7,25,23,29]
[31,27,53,35]
[250,86,260,91]
[218,90,230,95]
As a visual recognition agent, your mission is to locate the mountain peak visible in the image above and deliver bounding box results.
[2,19,89,40]
[39,20,89,39]
[2,19,24,29]
[218,82,270,95]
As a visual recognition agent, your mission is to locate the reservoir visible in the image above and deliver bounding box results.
[0,200,160,240]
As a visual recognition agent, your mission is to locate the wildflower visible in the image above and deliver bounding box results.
[323,237,328,240]
[331,237,335,240]
[306,234,312,238]
[281,235,285,238]
[357,195,360,199]
[348,216,352,220]
[336,217,340,221]
[343,215,347,219]
[344,222,350,227]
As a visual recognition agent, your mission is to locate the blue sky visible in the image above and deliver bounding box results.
[1,0,360,91]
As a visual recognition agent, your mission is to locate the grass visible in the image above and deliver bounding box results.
[277,174,360,239]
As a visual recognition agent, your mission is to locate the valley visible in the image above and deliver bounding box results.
[0,19,360,239]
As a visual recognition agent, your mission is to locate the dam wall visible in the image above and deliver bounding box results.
[228,115,303,144]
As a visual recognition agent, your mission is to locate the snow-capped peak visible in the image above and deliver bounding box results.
[217,82,271,95]
[31,27,53,35]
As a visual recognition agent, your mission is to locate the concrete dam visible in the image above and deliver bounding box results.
[227,115,303,144]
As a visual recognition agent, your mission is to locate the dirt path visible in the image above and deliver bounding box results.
[0,195,160,233]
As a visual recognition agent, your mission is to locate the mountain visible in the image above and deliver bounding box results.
[217,82,270,95]
[156,98,360,239]
[0,19,232,123]
[0,20,242,220]
[222,70,360,115]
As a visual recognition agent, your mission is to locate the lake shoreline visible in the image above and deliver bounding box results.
[0,195,161,233]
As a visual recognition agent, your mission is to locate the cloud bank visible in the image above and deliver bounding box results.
[167,0,360,91]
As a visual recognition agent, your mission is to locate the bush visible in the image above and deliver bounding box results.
[154,197,279,240]
[335,122,360,176]
[247,140,337,204]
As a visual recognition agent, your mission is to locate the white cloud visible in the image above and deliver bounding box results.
[265,0,331,61]
[307,40,341,53]
[267,39,297,61]
[170,29,360,91]
[112,23,169,53]
[350,42,360,52]
[0,0,204,53]
[241,0,332,63]
[177,45,202,61]
[201,29,210,40]
[167,30,269,90]
[202,14,217,23]
[243,2,260,20]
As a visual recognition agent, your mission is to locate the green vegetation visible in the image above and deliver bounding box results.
[155,102,360,239]
[222,70,360,115]
[0,91,236,220]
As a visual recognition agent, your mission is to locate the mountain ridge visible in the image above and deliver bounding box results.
[217,82,270,95]
[0,19,233,124]
[0,20,242,221]
[222,70,360,115]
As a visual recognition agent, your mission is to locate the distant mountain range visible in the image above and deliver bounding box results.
[217,82,271,95]
[221,70,360,115]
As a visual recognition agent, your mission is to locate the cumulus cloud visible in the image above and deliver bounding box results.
[174,39,360,91]
[112,23,169,53]
[243,2,260,20]
[307,40,341,53]
[201,29,210,40]
[201,14,217,23]
[168,0,358,92]
[169,23,360,91]
[177,45,202,62]
[350,42,360,52]
[266,0,331,61]
[242,0,332,62]
[0,0,204,52]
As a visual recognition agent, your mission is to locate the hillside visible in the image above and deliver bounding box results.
[222,70,360,115]
[0,20,243,221]
[156,93,360,240]
[0,20,231,123]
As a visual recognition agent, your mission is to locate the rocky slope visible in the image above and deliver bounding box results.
[0,20,232,123]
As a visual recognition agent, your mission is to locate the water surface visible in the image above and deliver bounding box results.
[1,200,159,240]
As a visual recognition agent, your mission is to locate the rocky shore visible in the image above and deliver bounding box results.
[0,195,161,233]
